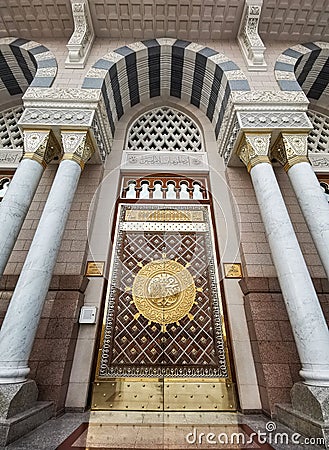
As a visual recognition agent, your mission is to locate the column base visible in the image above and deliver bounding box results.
[0,401,54,447]
[276,382,329,447]
[0,380,37,420]
[0,380,54,446]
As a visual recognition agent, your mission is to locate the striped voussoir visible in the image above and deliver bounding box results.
[0,37,57,97]
[82,38,250,139]
[275,42,329,100]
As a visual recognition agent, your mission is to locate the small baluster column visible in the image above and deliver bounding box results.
[0,130,61,276]
[271,132,329,280]
[237,132,329,387]
[0,130,94,384]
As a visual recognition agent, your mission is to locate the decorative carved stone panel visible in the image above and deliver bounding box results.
[0,106,24,149]
[127,107,203,153]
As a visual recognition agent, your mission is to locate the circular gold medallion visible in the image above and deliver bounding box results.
[132,259,196,332]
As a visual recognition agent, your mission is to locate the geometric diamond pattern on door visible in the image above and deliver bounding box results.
[98,204,228,379]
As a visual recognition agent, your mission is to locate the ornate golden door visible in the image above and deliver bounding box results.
[92,179,237,411]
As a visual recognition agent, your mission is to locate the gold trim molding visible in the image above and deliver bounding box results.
[22,129,62,169]
[271,133,310,172]
[236,132,271,173]
[61,130,95,170]
[125,210,204,223]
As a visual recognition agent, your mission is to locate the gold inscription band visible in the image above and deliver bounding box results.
[125,209,204,222]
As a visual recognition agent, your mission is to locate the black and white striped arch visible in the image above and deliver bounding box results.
[275,42,329,104]
[82,38,250,139]
[0,37,57,100]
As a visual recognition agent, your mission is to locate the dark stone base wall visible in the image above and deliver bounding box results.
[0,275,88,415]
[240,277,329,415]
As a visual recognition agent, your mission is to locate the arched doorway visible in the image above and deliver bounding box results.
[91,106,238,411]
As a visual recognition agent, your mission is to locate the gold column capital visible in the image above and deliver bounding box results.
[237,132,272,173]
[60,130,95,170]
[22,129,62,169]
[271,132,309,172]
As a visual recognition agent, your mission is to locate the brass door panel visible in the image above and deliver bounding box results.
[163,379,237,411]
[92,379,163,411]
[92,379,237,411]
[93,203,237,411]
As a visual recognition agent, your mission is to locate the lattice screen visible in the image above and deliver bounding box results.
[0,106,24,149]
[308,110,329,154]
[127,107,203,152]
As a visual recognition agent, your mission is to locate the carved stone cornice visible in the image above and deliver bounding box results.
[22,130,62,169]
[19,88,111,164]
[238,0,267,71]
[66,0,95,68]
[271,133,310,172]
[218,91,313,168]
[22,88,100,109]
[20,108,95,127]
[237,133,271,173]
[231,91,309,111]
[61,130,95,170]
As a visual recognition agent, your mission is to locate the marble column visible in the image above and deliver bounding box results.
[0,131,94,383]
[0,130,61,276]
[238,133,329,387]
[271,132,329,280]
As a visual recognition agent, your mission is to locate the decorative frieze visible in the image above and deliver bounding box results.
[121,152,208,173]
[237,133,271,172]
[271,133,309,172]
[238,111,312,129]
[238,0,267,71]
[310,155,329,172]
[119,222,208,232]
[20,108,94,127]
[231,91,309,109]
[66,0,95,68]
[0,151,23,168]
[22,88,101,108]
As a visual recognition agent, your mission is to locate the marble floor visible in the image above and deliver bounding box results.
[4,411,325,450]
